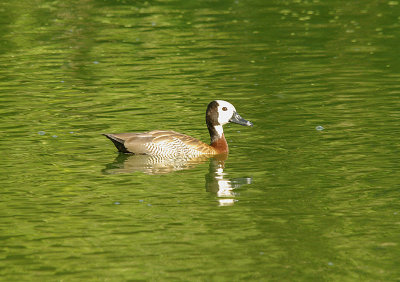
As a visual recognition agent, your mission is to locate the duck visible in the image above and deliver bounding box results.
[103,100,253,157]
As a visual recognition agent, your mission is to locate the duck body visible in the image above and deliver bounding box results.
[104,100,252,157]
[104,130,219,157]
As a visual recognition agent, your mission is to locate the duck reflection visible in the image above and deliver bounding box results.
[103,154,210,175]
[205,156,252,206]
[103,154,252,205]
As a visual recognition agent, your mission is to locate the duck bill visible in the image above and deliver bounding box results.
[229,111,253,127]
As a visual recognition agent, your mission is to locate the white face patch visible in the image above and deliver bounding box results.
[215,100,236,125]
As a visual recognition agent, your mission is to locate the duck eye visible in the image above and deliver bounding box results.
[222,107,228,111]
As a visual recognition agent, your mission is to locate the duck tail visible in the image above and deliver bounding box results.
[103,134,130,153]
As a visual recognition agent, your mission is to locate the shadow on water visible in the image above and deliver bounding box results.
[103,153,252,205]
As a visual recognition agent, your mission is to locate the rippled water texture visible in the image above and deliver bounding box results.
[0,0,400,280]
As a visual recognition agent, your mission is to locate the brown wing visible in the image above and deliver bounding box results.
[105,130,215,155]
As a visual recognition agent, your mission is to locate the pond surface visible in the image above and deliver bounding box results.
[1,0,400,280]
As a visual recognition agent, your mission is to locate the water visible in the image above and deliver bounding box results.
[1,0,400,280]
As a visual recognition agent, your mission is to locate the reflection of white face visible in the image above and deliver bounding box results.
[215,100,236,125]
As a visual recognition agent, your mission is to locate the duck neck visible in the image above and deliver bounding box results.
[208,125,228,153]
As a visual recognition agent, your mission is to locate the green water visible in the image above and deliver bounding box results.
[1,0,400,280]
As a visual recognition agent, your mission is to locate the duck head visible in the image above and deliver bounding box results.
[206,100,253,144]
